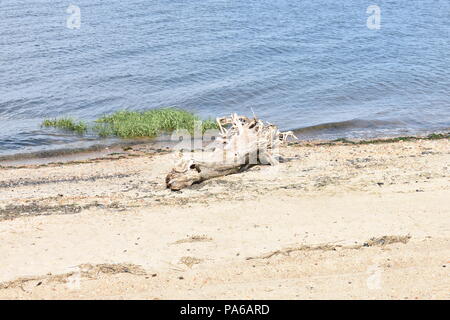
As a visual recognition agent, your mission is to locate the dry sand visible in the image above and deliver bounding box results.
[0,139,449,299]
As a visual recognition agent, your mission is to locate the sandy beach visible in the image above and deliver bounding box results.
[0,138,449,299]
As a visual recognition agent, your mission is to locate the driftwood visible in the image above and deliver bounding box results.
[165,114,297,190]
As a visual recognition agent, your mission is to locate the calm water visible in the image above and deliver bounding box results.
[1,0,449,156]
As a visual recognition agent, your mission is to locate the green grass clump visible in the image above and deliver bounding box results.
[426,133,449,140]
[94,108,217,138]
[41,118,87,134]
[42,108,218,138]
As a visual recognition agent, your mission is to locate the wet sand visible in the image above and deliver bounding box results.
[0,138,449,299]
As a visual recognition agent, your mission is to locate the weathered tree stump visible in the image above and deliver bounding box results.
[166,114,296,190]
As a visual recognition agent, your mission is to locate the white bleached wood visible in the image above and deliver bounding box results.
[165,114,297,190]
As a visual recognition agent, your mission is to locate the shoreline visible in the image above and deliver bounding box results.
[0,136,449,299]
[0,130,448,167]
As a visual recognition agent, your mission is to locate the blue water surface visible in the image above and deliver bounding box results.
[1,0,449,155]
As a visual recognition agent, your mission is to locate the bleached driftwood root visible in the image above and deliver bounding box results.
[165,114,297,190]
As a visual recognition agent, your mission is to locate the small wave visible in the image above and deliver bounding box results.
[293,119,405,135]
